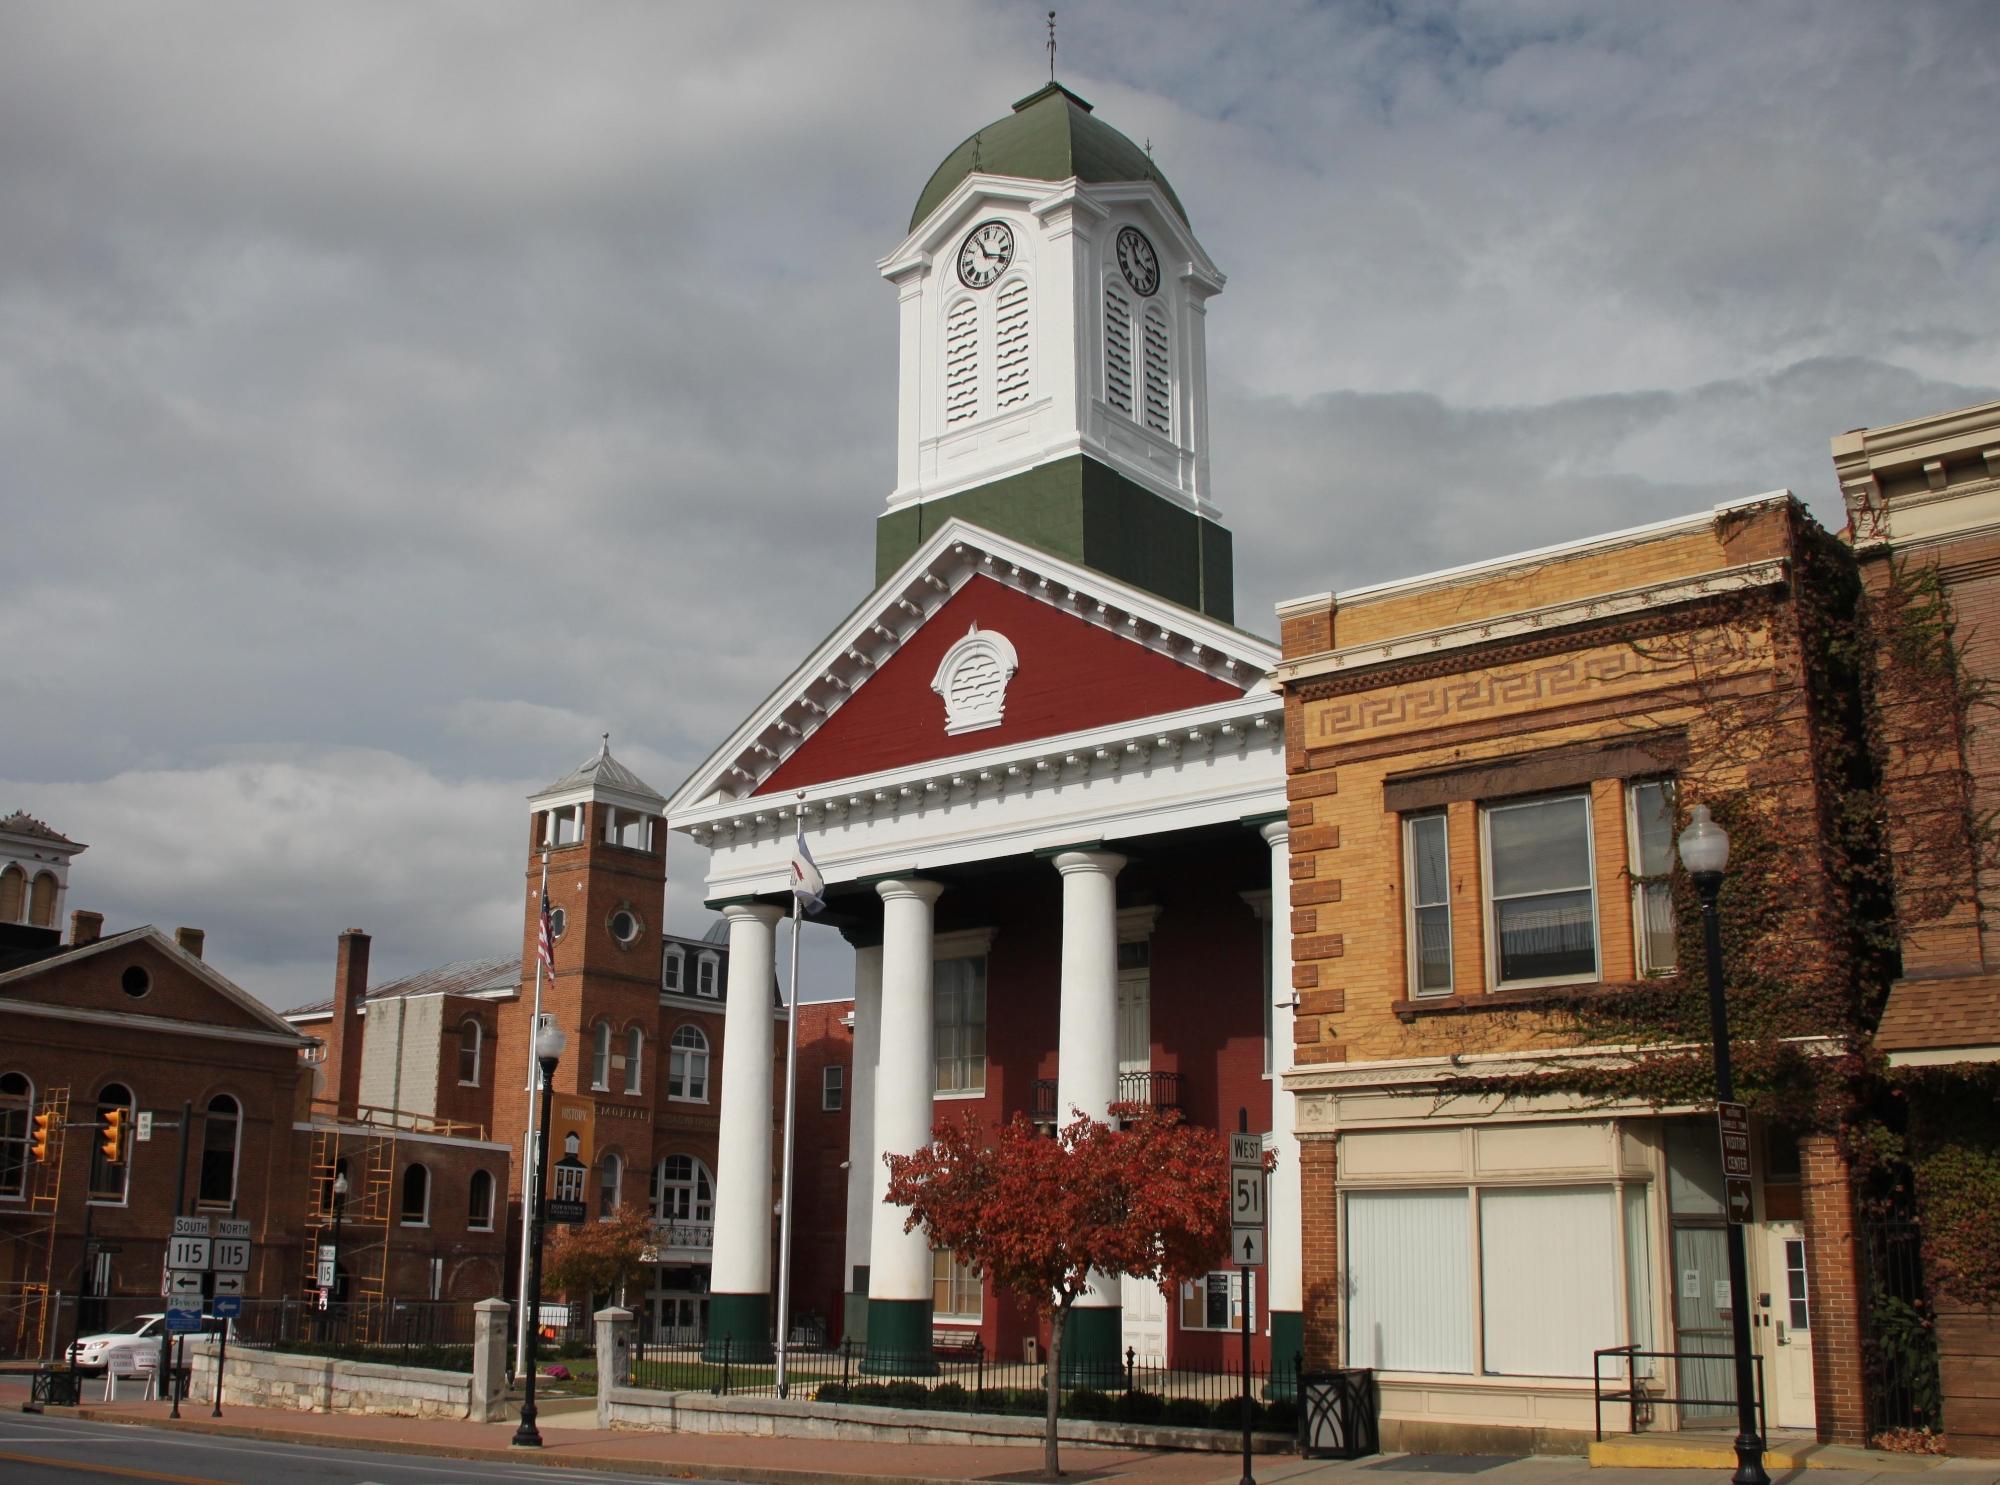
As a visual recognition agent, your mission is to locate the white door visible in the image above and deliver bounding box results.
[1760,1223,1817,1430]
[1116,967,1150,1080]
[1122,1274,1167,1366]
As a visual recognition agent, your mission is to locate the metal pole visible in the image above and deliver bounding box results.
[210,1314,227,1418]
[1697,875,1768,1485]
[774,890,804,1398]
[513,1055,556,1447]
[1239,1262,1254,1485]
[166,1099,190,1414]
[516,854,549,1381]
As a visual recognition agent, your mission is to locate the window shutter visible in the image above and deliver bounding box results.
[944,299,980,424]
[994,279,1030,409]
[1142,305,1171,435]
[1105,286,1134,415]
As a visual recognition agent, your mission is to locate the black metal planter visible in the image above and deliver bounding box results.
[1298,1369,1379,1460]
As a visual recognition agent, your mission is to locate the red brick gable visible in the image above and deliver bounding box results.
[755,576,1247,794]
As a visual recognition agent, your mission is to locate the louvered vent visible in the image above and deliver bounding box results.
[994,280,1030,410]
[1105,287,1134,416]
[945,299,980,424]
[1142,305,1171,436]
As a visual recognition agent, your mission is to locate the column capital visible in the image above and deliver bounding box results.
[1051,848,1126,878]
[721,901,785,928]
[875,877,945,906]
[1259,819,1291,847]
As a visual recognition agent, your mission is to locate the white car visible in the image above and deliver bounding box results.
[69,1313,224,1377]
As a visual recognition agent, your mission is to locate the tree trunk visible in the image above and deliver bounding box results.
[1044,1302,1066,1479]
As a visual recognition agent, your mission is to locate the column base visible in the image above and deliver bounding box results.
[1266,1310,1303,1401]
[702,1292,772,1364]
[1059,1304,1123,1388]
[861,1297,935,1375]
[842,1289,869,1347]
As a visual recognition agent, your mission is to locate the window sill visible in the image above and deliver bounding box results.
[934,1088,986,1101]
[1391,979,1652,1023]
[469,1224,494,1233]
[458,1080,480,1089]
[400,1220,429,1229]
[667,1094,709,1105]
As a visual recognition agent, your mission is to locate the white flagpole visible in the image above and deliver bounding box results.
[515,853,548,1380]
[773,818,806,1396]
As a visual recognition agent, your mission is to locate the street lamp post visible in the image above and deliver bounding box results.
[1678,804,1769,1485]
[513,1019,566,1449]
[319,1170,348,1342]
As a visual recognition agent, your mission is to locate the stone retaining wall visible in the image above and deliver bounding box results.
[185,1342,474,1419]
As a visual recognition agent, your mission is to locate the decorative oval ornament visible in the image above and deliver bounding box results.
[931,624,1020,734]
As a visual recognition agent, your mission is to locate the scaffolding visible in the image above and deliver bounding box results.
[1,1087,69,1359]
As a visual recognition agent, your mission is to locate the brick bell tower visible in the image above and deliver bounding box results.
[496,736,668,1216]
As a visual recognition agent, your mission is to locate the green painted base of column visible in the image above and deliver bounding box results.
[1059,1305,1123,1388]
[842,1290,869,1347]
[1266,1310,1303,1401]
[861,1297,935,1375]
[703,1291,772,1364]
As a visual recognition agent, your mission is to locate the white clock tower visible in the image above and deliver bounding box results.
[874,83,1234,622]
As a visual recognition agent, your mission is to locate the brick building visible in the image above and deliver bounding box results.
[1272,494,1871,1450]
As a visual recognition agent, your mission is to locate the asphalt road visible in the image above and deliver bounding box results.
[0,1413,718,1485]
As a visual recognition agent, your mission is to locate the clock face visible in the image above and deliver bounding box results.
[1116,225,1160,296]
[957,219,1015,289]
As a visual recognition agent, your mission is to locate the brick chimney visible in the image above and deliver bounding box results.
[174,927,206,960]
[328,929,370,1119]
[69,909,103,947]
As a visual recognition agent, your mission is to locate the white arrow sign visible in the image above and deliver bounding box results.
[211,1272,246,1298]
[1232,1228,1266,1266]
[166,1269,203,1299]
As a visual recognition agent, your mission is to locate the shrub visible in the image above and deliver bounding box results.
[1164,1397,1211,1428]
[1113,1389,1165,1424]
[882,1381,929,1409]
[1262,1399,1297,1434]
[930,1381,969,1409]
[1063,1387,1113,1420]
[815,1383,849,1403]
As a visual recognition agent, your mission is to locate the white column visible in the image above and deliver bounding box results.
[1054,849,1125,1328]
[867,879,945,1309]
[711,902,783,1301]
[1261,821,1304,1340]
[844,943,883,1293]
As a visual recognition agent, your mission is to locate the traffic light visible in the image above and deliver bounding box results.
[29,1108,54,1163]
[100,1107,127,1164]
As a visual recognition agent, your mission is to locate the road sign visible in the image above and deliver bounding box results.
[315,1254,336,1286]
[210,1295,243,1319]
[212,1239,251,1273]
[1229,1132,1262,1167]
[171,1215,212,1239]
[216,1218,251,1242]
[1725,1176,1754,1225]
[164,1306,204,1334]
[1717,1102,1752,1180]
[1232,1170,1266,1228]
[167,1235,212,1270]
[166,1269,204,1300]
[1232,1228,1266,1266]
[545,1198,588,1225]
[211,1273,246,1298]
[136,1111,154,1143]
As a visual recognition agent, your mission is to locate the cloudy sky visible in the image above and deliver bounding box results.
[4,1,1996,1010]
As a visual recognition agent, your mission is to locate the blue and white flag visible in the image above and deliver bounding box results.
[790,823,825,916]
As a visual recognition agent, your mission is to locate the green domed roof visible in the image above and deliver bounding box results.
[910,83,1188,233]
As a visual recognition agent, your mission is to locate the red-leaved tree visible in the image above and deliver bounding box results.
[884,1104,1236,1479]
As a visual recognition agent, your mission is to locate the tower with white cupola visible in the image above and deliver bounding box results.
[876,83,1233,621]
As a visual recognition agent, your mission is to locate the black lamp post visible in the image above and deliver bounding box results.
[319,1169,348,1342]
[1678,804,1769,1485]
[513,1019,566,1449]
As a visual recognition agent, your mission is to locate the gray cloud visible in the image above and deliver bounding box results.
[4,0,1996,1007]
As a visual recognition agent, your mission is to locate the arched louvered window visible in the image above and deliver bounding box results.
[994,277,1031,410]
[944,298,980,424]
[0,866,24,924]
[27,873,56,929]
[1142,304,1171,436]
[1104,285,1134,416]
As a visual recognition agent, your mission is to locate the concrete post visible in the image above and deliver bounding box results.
[594,1306,634,1431]
[471,1298,509,1423]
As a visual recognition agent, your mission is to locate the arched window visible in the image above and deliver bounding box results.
[400,1162,430,1226]
[597,1151,622,1220]
[88,1082,134,1203]
[662,945,684,992]
[468,1170,495,1231]
[668,1025,709,1102]
[27,872,56,928]
[695,953,719,998]
[1141,303,1171,436]
[944,297,980,424]
[197,1094,240,1207]
[994,276,1032,410]
[623,1026,643,1096]
[591,1020,612,1090]
[0,866,24,923]
[1104,283,1135,417]
[457,1018,482,1086]
[0,1072,32,1200]
[651,1154,715,1224]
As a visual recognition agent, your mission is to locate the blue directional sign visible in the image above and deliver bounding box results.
[164,1306,204,1334]
[209,1295,242,1319]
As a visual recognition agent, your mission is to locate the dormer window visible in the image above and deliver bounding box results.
[695,953,719,999]
[662,945,684,993]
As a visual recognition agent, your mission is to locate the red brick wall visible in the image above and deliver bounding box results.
[788,1000,853,1342]
[1299,1136,1339,1368]
[1800,1133,1867,1445]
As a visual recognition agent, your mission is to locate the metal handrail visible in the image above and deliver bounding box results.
[1592,1344,1766,1442]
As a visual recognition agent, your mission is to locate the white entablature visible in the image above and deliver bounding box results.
[880,172,1226,521]
[665,517,1277,811]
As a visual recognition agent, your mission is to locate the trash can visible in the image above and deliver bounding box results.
[1298,1369,1379,1460]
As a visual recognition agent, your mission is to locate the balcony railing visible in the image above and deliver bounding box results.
[1031,1071,1183,1124]
[644,1219,714,1258]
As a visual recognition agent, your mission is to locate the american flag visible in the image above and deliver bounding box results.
[537,887,558,981]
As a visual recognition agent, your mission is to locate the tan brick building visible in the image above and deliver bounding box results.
[1272,493,1869,1450]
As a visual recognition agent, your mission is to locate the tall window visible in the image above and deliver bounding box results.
[591,1020,612,1090]
[1628,779,1678,975]
[931,1248,982,1321]
[0,1073,31,1199]
[624,1026,644,1095]
[994,277,1031,410]
[1404,812,1453,996]
[1483,792,1598,986]
[1141,303,1171,436]
[652,1154,714,1223]
[597,1152,622,1220]
[27,872,55,928]
[822,1065,844,1112]
[934,956,988,1094]
[669,1026,709,1102]
[197,1094,240,1207]
[457,1018,482,1086]
[662,945,684,992]
[400,1162,430,1226]
[88,1082,134,1203]
[0,866,23,923]
[696,954,719,998]
[468,1170,495,1231]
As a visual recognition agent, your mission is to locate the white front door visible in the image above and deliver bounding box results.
[1121,1273,1167,1365]
[1760,1223,1817,1430]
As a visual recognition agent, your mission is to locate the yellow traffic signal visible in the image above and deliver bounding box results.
[100,1107,126,1164]
[30,1108,54,1163]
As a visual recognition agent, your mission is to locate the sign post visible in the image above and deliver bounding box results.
[1229,1129,1266,1485]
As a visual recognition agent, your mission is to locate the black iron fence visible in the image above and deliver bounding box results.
[630,1335,1301,1432]
[226,1298,481,1371]
[1860,1219,1942,1439]
[1591,1344,1766,1441]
